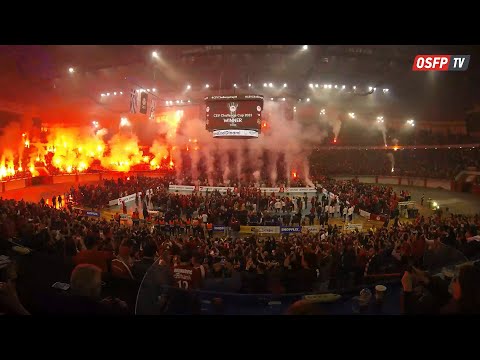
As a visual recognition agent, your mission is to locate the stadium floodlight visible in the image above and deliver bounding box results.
[282,98,286,101]
[302,45,308,50]
[406,119,415,127]
[323,84,328,89]
[368,86,373,91]
[233,83,237,88]
[315,84,319,88]
[306,98,310,102]
[106,93,110,96]
[147,89,150,92]
[205,84,210,88]
[328,84,332,89]
[152,51,159,58]
[188,100,191,103]
[334,85,338,89]
[101,93,105,97]
[113,92,117,96]
[309,83,314,88]
[353,86,356,90]
[176,100,180,104]
[348,112,355,119]
[320,108,326,115]
[186,85,191,90]
[342,85,345,89]
[283,83,287,88]
[383,88,389,93]
[268,83,273,88]
[373,87,376,91]
[248,83,252,87]
[120,91,123,95]
[152,88,156,92]
[263,83,267,87]
[165,101,169,105]
[376,116,384,123]
[68,67,75,73]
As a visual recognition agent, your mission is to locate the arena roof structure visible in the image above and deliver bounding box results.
[0,45,479,127]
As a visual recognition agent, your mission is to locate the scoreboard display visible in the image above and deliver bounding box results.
[205,94,264,138]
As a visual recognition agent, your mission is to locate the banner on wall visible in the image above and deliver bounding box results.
[359,209,371,218]
[198,186,235,193]
[280,226,302,233]
[284,187,317,193]
[370,213,389,222]
[259,187,280,193]
[343,223,363,232]
[169,185,196,192]
[239,226,280,234]
[301,225,321,234]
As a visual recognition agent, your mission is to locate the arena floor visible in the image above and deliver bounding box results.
[390,185,480,216]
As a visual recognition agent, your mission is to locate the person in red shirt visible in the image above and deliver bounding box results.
[73,236,115,274]
[172,250,202,290]
[167,249,203,314]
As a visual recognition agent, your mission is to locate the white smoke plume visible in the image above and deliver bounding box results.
[325,110,342,141]
[149,100,328,186]
[377,121,387,146]
[386,152,395,173]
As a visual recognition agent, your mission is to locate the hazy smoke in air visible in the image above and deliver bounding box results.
[269,152,278,185]
[324,109,342,141]
[0,99,330,185]
[205,148,215,185]
[303,159,314,187]
[377,120,387,146]
[252,170,261,185]
[386,152,395,173]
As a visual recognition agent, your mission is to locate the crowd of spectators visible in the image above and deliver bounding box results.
[310,148,480,179]
[69,176,172,208]
[1,173,479,314]
[329,128,478,147]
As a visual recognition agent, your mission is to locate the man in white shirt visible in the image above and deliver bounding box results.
[347,206,354,222]
[275,199,282,213]
[329,205,335,218]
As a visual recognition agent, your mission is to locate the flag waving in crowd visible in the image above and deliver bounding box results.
[149,99,156,120]
[140,92,148,114]
[129,89,137,114]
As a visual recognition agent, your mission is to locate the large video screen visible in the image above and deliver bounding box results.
[205,95,264,138]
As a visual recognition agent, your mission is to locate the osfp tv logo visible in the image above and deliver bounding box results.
[412,55,470,71]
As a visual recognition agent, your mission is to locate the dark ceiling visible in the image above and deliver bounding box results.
[0,45,478,124]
